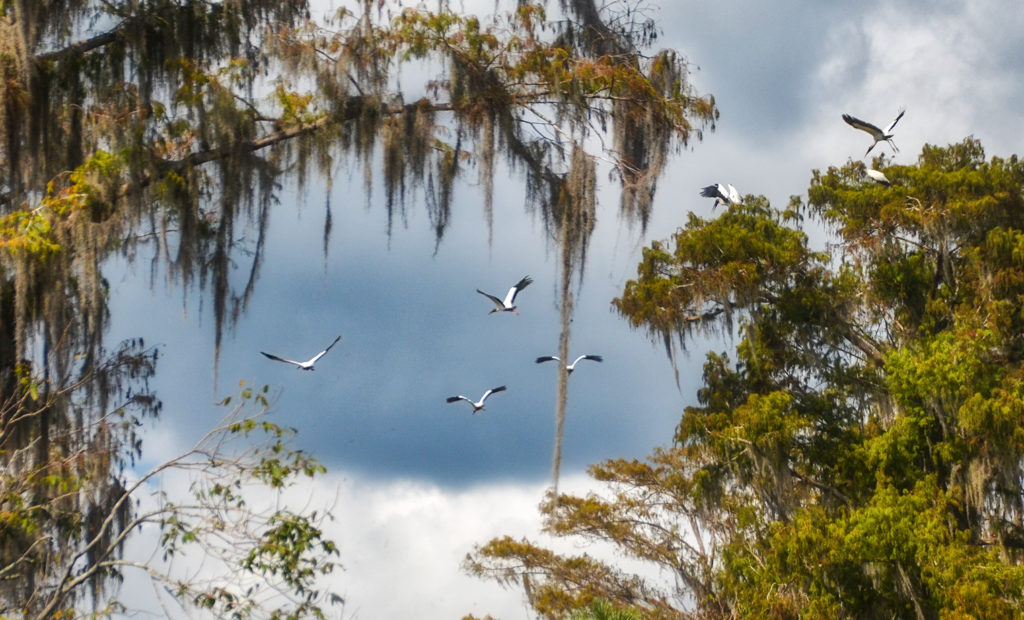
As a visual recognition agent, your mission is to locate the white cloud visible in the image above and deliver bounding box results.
[115,468,644,619]
[329,474,551,619]
[321,469,678,619]
[814,1,1024,160]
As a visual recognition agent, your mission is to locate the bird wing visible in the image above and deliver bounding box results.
[476,289,506,309]
[726,184,741,204]
[700,184,726,201]
[535,356,560,364]
[503,276,533,306]
[842,114,884,138]
[566,354,603,369]
[446,395,471,404]
[307,335,343,364]
[261,352,302,367]
[886,108,905,133]
[481,385,507,402]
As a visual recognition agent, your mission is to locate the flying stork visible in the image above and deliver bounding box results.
[261,335,342,370]
[700,183,741,209]
[446,386,507,413]
[477,276,533,314]
[842,108,905,157]
[535,354,603,374]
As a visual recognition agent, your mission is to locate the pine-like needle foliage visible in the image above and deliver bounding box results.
[469,140,1024,618]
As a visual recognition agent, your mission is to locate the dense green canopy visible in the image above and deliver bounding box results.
[468,139,1024,618]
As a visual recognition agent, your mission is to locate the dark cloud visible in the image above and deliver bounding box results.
[658,2,863,138]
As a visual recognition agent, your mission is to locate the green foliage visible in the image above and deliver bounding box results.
[152,386,341,619]
[3,366,341,618]
[569,598,644,620]
[0,208,60,256]
[614,198,822,346]
[469,140,1024,618]
[465,533,678,620]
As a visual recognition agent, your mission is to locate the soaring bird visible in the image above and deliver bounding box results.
[535,354,603,374]
[446,386,507,413]
[261,335,341,370]
[477,276,533,314]
[842,108,905,157]
[700,183,741,209]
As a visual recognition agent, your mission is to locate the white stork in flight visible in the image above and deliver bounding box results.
[446,386,507,413]
[535,354,603,374]
[261,335,341,370]
[477,276,533,314]
[700,183,741,209]
[842,108,905,157]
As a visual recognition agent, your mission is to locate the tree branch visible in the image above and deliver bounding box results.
[788,467,851,505]
[35,28,121,64]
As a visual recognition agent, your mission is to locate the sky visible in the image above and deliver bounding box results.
[103,1,1024,618]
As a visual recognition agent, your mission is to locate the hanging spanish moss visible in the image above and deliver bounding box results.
[549,144,597,492]
[0,0,717,612]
